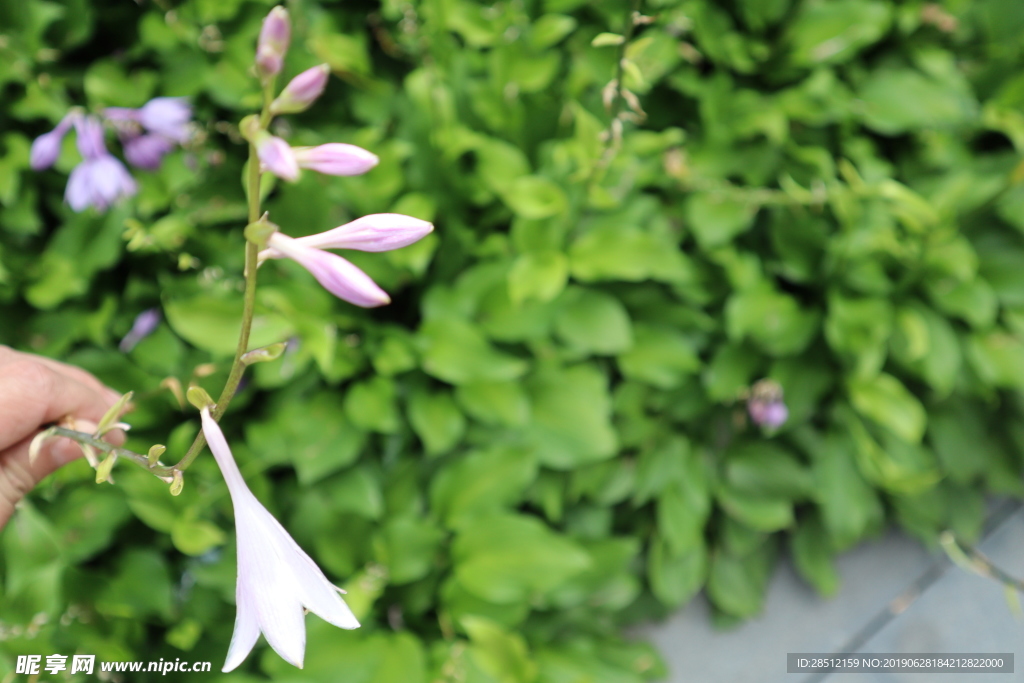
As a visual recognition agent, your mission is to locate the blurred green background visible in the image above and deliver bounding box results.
[3,0,1024,680]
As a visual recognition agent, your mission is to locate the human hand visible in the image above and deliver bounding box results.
[0,346,124,529]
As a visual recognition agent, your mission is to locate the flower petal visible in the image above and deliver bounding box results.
[292,143,378,177]
[268,233,390,307]
[293,213,433,253]
[258,136,299,182]
[221,589,261,673]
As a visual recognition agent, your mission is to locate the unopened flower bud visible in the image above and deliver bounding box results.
[293,143,378,177]
[256,7,291,80]
[271,64,330,115]
[186,385,215,411]
[96,391,133,434]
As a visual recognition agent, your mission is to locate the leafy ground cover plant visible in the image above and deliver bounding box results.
[2,0,1024,680]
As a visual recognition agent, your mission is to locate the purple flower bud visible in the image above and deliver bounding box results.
[119,308,162,352]
[267,233,390,307]
[748,399,788,429]
[30,113,76,170]
[256,7,291,79]
[270,65,331,115]
[257,135,299,181]
[123,134,176,170]
[292,144,378,177]
[279,213,433,253]
[65,154,138,212]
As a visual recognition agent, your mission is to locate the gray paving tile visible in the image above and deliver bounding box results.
[638,503,1024,683]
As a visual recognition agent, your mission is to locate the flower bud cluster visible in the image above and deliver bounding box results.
[243,7,434,309]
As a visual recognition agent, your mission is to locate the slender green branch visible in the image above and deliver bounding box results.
[50,427,173,478]
[173,134,265,472]
[941,531,1024,594]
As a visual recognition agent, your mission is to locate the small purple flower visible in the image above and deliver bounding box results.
[266,232,390,307]
[270,65,330,115]
[256,135,299,181]
[256,7,291,80]
[65,117,137,212]
[292,144,378,177]
[30,113,77,170]
[119,308,162,352]
[746,379,789,430]
[123,134,176,170]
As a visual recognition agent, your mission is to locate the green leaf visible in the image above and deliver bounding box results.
[967,330,1024,390]
[706,544,774,618]
[648,536,707,607]
[725,284,819,356]
[685,193,758,249]
[418,318,529,384]
[716,486,794,532]
[431,446,539,527]
[344,376,401,434]
[848,372,926,443]
[373,517,445,585]
[617,323,701,388]
[408,388,466,455]
[858,67,978,134]
[553,287,633,355]
[455,380,531,426]
[786,0,891,66]
[170,518,226,557]
[725,441,813,499]
[462,616,538,683]
[657,478,711,554]
[508,251,568,305]
[164,295,294,356]
[502,176,568,219]
[569,225,694,284]
[453,513,591,603]
[791,515,839,596]
[526,365,618,469]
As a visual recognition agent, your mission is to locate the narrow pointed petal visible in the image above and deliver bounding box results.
[292,143,378,176]
[221,592,261,673]
[257,136,299,181]
[200,409,251,497]
[268,233,390,307]
[293,213,433,252]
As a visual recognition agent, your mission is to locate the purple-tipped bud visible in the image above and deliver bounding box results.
[123,134,175,170]
[31,114,76,170]
[746,378,788,430]
[293,144,379,177]
[119,308,162,352]
[256,134,299,181]
[267,233,391,307]
[286,213,433,253]
[748,399,788,429]
[270,65,331,115]
[256,7,291,79]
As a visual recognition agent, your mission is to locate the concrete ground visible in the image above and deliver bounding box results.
[638,501,1024,683]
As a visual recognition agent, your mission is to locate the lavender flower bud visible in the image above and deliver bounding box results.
[746,379,788,430]
[119,308,162,352]
[292,144,379,177]
[256,7,291,80]
[138,97,192,143]
[270,65,331,115]
[30,114,76,170]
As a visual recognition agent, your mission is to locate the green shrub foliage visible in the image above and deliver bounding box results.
[2,0,1024,679]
